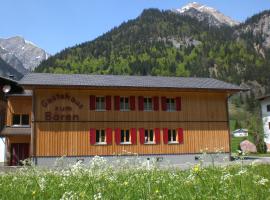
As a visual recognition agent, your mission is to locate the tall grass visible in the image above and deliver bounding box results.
[0,156,269,200]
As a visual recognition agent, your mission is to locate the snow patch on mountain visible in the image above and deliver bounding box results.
[174,2,240,27]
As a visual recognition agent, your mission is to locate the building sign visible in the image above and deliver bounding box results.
[41,93,83,121]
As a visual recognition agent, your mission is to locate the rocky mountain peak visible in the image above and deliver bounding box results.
[0,36,50,71]
[174,2,240,27]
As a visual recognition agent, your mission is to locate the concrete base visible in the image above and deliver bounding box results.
[34,153,231,167]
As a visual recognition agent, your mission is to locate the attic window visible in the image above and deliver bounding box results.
[267,105,270,112]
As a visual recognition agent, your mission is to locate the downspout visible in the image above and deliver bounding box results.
[226,94,232,161]
[31,88,37,165]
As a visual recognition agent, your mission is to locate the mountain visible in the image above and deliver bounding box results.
[0,57,23,80]
[173,2,240,27]
[0,36,50,79]
[36,6,270,111]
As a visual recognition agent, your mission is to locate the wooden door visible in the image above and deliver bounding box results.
[10,143,29,166]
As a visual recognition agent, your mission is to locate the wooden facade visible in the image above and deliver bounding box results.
[30,88,230,157]
[1,73,243,165]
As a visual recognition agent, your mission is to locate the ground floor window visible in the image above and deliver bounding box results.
[96,129,106,144]
[168,129,177,143]
[121,129,130,144]
[145,129,154,143]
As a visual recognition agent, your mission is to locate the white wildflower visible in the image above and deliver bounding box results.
[60,191,79,200]
[94,192,102,200]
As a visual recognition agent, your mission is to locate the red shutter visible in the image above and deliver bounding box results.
[155,128,160,144]
[161,97,167,111]
[90,128,96,145]
[138,96,144,111]
[176,97,181,111]
[153,96,159,111]
[178,128,184,144]
[106,96,112,110]
[106,96,111,110]
[131,128,137,144]
[106,128,112,145]
[130,96,136,111]
[139,128,145,144]
[115,128,121,145]
[114,96,120,111]
[89,95,96,110]
[163,128,168,144]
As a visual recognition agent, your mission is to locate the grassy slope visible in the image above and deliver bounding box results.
[0,163,269,199]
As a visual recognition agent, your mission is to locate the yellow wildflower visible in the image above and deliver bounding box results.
[32,190,36,196]
[193,164,200,173]
[155,189,159,193]
[124,181,128,185]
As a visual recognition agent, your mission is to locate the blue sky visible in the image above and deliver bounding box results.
[1,0,269,54]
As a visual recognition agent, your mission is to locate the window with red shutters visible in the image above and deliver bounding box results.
[115,128,121,145]
[106,128,112,145]
[106,96,111,110]
[89,95,96,110]
[114,96,120,111]
[90,128,96,145]
[139,128,145,144]
[153,96,159,111]
[178,128,184,144]
[120,129,130,144]
[138,96,144,111]
[131,128,137,144]
[130,96,136,110]
[176,97,181,111]
[161,97,167,111]
[163,128,168,144]
[168,129,177,144]
[154,128,160,144]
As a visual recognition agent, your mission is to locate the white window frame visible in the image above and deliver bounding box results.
[120,129,131,144]
[144,129,155,144]
[96,96,105,111]
[168,129,178,144]
[166,98,176,112]
[12,114,30,127]
[120,97,130,111]
[96,129,106,144]
[144,97,153,111]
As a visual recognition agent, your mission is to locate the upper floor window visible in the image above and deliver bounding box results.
[96,129,106,144]
[12,114,30,127]
[144,98,152,111]
[145,129,154,143]
[96,97,105,111]
[267,105,270,112]
[168,129,177,143]
[166,98,176,111]
[120,97,130,111]
[121,129,130,144]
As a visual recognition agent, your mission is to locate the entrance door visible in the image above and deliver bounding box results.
[10,143,29,166]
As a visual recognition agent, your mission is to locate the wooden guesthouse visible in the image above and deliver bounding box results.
[0,73,242,166]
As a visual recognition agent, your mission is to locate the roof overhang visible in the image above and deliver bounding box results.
[0,127,31,137]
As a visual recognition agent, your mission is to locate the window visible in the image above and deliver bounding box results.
[168,129,177,143]
[12,114,30,127]
[269,122,270,130]
[145,129,154,143]
[120,97,129,111]
[121,129,130,143]
[96,129,106,144]
[267,105,270,112]
[144,98,152,111]
[96,97,105,110]
[166,98,176,111]
[21,115,29,125]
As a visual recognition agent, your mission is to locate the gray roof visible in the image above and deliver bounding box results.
[0,127,31,136]
[19,73,243,91]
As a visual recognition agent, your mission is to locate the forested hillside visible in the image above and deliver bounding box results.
[36,9,270,112]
